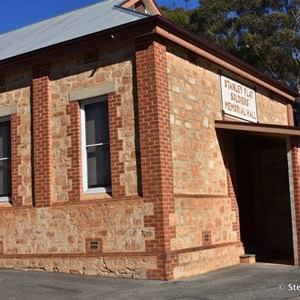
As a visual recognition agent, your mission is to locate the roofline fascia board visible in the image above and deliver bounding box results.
[215,120,300,137]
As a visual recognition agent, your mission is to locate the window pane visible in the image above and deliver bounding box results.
[0,121,10,159]
[87,144,111,188]
[0,159,11,197]
[85,101,109,145]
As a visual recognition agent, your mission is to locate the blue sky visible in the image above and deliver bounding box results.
[0,0,198,34]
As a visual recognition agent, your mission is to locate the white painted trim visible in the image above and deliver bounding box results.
[0,196,11,203]
[80,96,111,194]
[0,116,12,202]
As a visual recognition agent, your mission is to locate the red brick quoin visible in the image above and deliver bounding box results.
[11,114,23,206]
[135,36,177,280]
[66,100,82,202]
[32,63,52,207]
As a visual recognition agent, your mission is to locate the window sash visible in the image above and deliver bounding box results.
[0,157,11,161]
[0,118,11,201]
[0,158,11,199]
[81,97,111,194]
[86,144,111,189]
[86,142,109,148]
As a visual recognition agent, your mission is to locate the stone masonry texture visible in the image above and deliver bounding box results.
[0,32,296,280]
[166,42,291,277]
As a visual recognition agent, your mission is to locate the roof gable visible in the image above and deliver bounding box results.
[120,0,161,15]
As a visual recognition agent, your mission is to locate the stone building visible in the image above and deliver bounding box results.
[0,0,299,280]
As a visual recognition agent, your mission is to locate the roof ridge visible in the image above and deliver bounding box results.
[113,4,151,17]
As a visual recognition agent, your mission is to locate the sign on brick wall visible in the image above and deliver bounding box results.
[221,75,257,123]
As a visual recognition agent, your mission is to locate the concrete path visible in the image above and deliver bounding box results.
[1,263,300,299]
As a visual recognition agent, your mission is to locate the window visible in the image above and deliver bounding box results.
[0,118,11,201]
[81,96,111,194]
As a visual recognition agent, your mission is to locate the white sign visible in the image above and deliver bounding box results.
[220,75,257,123]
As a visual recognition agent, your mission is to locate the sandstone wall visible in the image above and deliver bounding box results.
[0,200,156,278]
[0,69,32,206]
[0,36,293,280]
[170,197,238,251]
[173,244,242,279]
[0,42,158,279]
[257,89,288,125]
[166,43,290,274]
[167,45,290,196]
[50,44,139,202]
[167,47,225,196]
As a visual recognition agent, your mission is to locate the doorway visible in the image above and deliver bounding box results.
[232,133,294,264]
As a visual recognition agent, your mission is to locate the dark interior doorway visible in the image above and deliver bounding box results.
[232,133,294,264]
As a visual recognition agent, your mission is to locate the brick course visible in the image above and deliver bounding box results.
[0,42,158,279]
[0,32,296,281]
[0,71,32,206]
[66,100,81,202]
[32,64,52,207]
[166,43,294,274]
[135,37,176,279]
[11,114,23,206]
[50,43,139,202]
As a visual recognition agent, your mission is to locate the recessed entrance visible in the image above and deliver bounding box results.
[231,133,294,264]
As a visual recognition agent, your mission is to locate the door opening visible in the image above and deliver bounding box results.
[233,133,294,264]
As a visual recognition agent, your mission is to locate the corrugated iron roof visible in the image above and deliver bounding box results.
[0,0,149,61]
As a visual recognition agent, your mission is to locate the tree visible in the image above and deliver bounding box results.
[161,0,300,90]
[160,6,194,30]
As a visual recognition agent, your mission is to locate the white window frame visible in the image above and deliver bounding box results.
[81,96,111,194]
[0,116,11,202]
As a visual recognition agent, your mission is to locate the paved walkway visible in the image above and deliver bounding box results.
[1,263,300,299]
